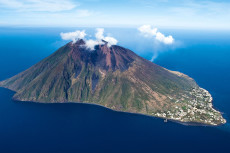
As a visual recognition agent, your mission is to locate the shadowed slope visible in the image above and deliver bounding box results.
[0,39,226,125]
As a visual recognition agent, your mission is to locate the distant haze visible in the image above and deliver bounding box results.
[0,0,230,30]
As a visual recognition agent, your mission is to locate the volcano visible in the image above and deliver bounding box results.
[0,39,226,125]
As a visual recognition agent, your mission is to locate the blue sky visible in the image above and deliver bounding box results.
[0,0,230,29]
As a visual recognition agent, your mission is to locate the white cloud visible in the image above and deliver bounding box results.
[95,28,118,46]
[138,25,177,62]
[60,28,118,50]
[60,30,86,43]
[156,32,174,45]
[85,28,118,50]
[95,28,104,40]
[103,37,118,47]
[1,0,230,29]
[85,39,104,50]
[138,25,174,45]
[0,0,78,12]
[138,25,158,37]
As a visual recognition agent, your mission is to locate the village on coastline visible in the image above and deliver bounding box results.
[151,87,226,126]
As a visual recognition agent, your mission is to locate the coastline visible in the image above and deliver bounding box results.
[0,86,226,126]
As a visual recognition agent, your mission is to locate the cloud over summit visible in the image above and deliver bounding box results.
[95,28,118,47]
[60,30,86,43]
[60,28,118,50]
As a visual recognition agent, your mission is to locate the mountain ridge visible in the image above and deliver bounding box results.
[0,39,226,125]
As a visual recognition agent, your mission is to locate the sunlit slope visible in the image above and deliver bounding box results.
[0,39,226,125]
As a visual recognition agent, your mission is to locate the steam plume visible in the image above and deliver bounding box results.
[138,25,174,45]
[60,28,118,50]
[138,25,176,61]
[60,30,86,43]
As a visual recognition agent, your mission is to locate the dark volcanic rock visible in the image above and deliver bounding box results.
[0,39,226,125]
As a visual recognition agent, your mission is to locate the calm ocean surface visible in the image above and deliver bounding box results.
[0,27,230,153]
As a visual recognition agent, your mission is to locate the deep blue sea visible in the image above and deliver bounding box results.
[0,27,230,153]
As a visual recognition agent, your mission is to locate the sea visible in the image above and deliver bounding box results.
[0,27,230,153]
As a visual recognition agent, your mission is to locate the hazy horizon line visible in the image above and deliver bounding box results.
[1,25,230,31]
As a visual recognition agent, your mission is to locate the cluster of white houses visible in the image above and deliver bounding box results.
[152,87,226,125]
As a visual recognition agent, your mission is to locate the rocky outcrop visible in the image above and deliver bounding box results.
[0,39,226,125]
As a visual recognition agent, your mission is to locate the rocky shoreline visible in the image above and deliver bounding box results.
[151,87,226,126]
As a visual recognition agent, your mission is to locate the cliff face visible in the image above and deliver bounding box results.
[0,39,226,125]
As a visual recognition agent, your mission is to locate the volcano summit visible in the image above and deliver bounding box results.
[0,39,226,125]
